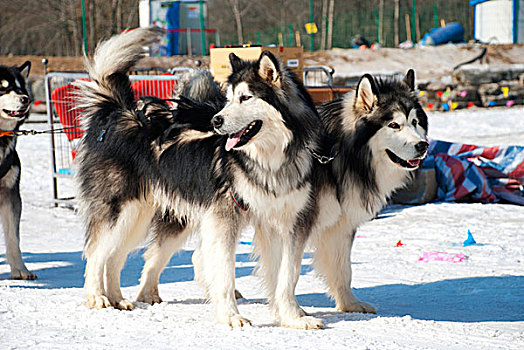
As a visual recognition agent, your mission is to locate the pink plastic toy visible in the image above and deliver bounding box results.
[418,251,466,263]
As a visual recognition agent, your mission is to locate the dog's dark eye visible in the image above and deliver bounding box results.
[412,119,418,127]
[239,95,252,103]
[388,122,400,129]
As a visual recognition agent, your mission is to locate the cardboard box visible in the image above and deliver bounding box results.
[210,46,303,83]
[391,168,438,204]
[307,87,353,104]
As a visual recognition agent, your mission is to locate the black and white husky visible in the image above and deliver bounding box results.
[307,71,428,314]
[77,28,324,329]
[0,61,36,280]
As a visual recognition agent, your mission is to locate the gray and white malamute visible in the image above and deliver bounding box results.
[0,61,36,280]
[307,71,428,313]
[77,28,324,329]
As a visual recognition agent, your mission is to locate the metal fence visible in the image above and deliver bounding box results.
[216,1,473,49]
[44,72,185,205]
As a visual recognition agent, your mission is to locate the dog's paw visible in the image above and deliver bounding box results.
[338,301,376,314]
[10,269,37,280]
[136,293,163,305]
[281,316,324,330]
[85,295,112,309]
[114,298,134,311]
[228,315,252,328]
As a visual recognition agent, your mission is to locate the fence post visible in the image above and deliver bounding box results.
[81,0,88,54]
[288,24,294,46]
[320,0,327,50]
[44,73,58,207]
[327,0,334,49]
[374,9,380,44]
[379,0,384,45]
[186,29,192,57]
[199,0,206,55]
[256,31,261,45]
[394,0,400,46]
[514,0,519,43]
[433,3,438,29]
[405,14,412,42]
[309,0,314,52]
[415,12,421,41]
[412,0,416,45]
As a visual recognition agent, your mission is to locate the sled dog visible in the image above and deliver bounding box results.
[0,61,36,280]
[308,70,428,313]
[77,27,324,329]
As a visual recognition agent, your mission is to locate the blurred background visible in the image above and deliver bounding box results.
[2,0,521,56]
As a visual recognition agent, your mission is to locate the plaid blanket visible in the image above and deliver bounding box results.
[425,140,524,205]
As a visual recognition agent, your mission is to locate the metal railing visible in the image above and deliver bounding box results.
[44,72,185,206]
[303,66,334,87]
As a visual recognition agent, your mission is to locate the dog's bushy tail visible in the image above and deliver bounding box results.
[175,70,226,109]
[171,70,226,132]
[75,27,165,127]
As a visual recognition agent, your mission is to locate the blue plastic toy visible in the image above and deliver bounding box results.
[463,230,477,247]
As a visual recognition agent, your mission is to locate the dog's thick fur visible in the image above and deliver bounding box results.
[77,28,324,329]
[0,61,35,280]
[306,71,428,313]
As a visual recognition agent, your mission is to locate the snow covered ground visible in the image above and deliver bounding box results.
[1,107,523,349]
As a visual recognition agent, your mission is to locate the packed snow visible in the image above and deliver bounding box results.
[1,107,523,349]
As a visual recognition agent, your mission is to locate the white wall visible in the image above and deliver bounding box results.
[475,0,513,43]
[139,0,151,28]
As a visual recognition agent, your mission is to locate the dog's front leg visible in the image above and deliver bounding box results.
[199,209,250,328]
[0,185,36,280]
[315,223,376,314]
[277,231,324,329]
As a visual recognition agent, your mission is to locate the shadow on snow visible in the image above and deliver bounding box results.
[1,251,522,323]
[0,249,257,289]
[298,275,524,323]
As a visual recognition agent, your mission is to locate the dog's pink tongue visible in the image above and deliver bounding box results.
[225,129,245,151]
[225,136,240,151]
[408,159,420,167]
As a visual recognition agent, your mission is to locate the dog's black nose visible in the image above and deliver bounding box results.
[415,141,429,153]
[20,96,29,105]
[211,115,224,129]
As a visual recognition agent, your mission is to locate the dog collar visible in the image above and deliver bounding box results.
[0,130,15,137]
[230,188,249,212]
[307,145,339,164]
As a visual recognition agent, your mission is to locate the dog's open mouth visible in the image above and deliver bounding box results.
[2,109,27,118]
[386,149,422,169]
[225,120,262,151]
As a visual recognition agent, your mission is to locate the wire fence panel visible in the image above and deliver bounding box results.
[44,73,183,205]
[216,1,473,50]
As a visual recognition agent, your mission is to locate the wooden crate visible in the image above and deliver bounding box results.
[210,46,303,83]
[307,87,352,104]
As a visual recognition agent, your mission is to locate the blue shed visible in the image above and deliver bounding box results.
[470,0,524,43]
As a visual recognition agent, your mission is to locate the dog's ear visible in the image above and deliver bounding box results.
[258,51,281,87]
[18,61,31,79]
[354,74,378,113]
[229,53,243,73]
[403,69,415,91]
